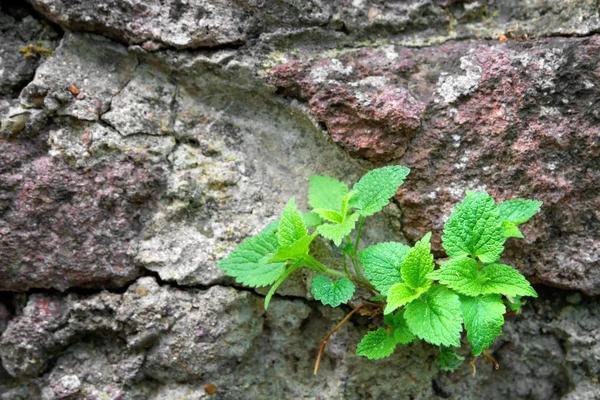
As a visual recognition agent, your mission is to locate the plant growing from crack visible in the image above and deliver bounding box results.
[218,166,542,373]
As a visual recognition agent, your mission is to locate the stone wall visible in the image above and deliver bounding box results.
[0,1,598,399]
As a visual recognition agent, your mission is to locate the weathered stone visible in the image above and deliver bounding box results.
[101,65,176,136]
[0,302,9,335]
[26,0,332,49]
[268,38,600,294]
[0,129,165,291]
[19,32,137,121]
[1,1,600,399]
[268,54,426,161]
[25,0,600,51]
[1,280,599,399]
[0,4,60,97]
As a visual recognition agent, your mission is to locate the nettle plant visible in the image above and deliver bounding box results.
[218,166,542,373]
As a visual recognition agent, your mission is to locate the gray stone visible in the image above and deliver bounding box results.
[1,2,600,400]
[0,7,60,97]
[19,32,137,121]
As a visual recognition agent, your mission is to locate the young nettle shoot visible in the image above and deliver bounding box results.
[218,166,542,373]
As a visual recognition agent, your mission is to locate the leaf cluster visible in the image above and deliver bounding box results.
[218,166,541,371]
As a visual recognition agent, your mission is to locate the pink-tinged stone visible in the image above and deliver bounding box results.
[269,51,426,161]
[0,132,165,291]
[269,37,600,294]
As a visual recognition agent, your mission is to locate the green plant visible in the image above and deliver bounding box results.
[218,166,541,372]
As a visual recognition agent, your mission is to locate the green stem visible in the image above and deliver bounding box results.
[354,216,365,253]
[265,260,302,309]
[349,256,365,281]
[302,254,377,294]
[342,254,350,278]
[345,235,354,253]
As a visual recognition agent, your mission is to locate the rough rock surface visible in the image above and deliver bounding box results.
[1,0,599,399]
[268,37,600,295]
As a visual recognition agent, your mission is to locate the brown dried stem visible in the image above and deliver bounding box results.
[482,350,500,370]
[314,303,366,375]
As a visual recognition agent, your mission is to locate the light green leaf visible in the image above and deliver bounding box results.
[270,233,317,262]
[311,275,355,307]
[497,199,542,225]
[401,232,434,290]
[302,212,322,227]
[359,242,410,295]
[384,283,421,315]
[340,191,355,217]
[442,192,506,263]
[438,346,465,372]
[480,264,537,298]
[316,213,360,246]
[308,175,348,212]
[388,311,415,345]
[356,328,397,360]
[277,198,307,247]
[313,208,343,224]
[405,286,463,347]
[261,220,279,234]
[218,230,286,287]
[427,257,481,296]
[502,220,524,238]
[461,294,506,355]
[351,166,410,216]
[505,295,526,313]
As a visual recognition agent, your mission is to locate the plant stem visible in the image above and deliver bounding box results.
[354,216,365,253]
[302,254,377,294]
[342,254,350,277]
[314,303,366,375]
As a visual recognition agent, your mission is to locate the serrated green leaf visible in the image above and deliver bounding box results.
[384,283,421,315]
[359,242,410,295]
[351,166,410,216]
[497,199,542,225]
[438,346,465,372]
[278,198,307,247]
[502,220,524,238]
[356,328,397,359]
[480,264,537,298]
[405,286,462,347]
[308,175,348,212]
[430,259,537,299]
[442,192,505,263]
[302,212,322,227]
[311,275,355,307]
[313,208,343,224]
[427,257,481,296]
[505,295,526,313]
[261,220,279,234]
[340,191,355,217]
[218,230,286,287]
[388,311,416,345]
[270,233,317,262]
[401,232,434,290]
[460,294,506,355]
[316,213,360,246]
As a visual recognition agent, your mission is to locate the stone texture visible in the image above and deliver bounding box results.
[18,32,138,121]
[0,3,60,97]
[1,1,600,399]
[0,124,165,291]
[26,0,331,49]
[0,280,599,399]
[268,37,600,295]
[25,0,600,50]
